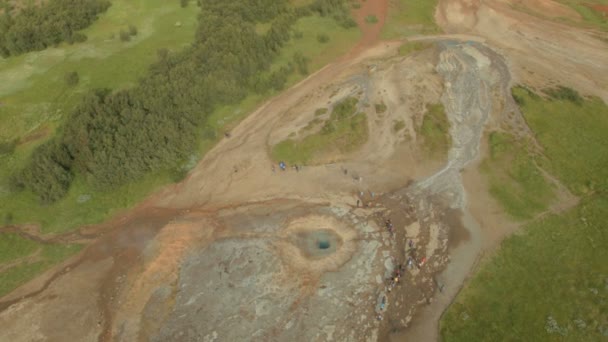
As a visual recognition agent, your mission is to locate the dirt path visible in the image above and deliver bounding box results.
[436,0,608,102]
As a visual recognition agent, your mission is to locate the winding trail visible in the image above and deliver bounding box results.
[396,40,514,341]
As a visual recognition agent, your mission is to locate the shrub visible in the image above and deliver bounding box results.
[64,71,79,87]
[0,139,17,155]
[128,25,138,36]
[119,30,131,42]
[545,86,583,104]
[375,103,387,114]
[365,15,378,24]
[317,33,329,43]
[393,120,405,132]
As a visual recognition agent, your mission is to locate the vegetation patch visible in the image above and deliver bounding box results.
[0,0,111,57]
[398,41,432,56]
[0,233,39,264]
[0,242,82,297]
[381,0,441,38]
[556,0,608,31]
[393,120,405,132]
[441,87,608,341]
[315,108,328,116]
[374,102,387,114]
[271,97,368,164]
[512,86,608,195]
[417,103,451,157]
[365,14,378,24]
[481,132,555,220]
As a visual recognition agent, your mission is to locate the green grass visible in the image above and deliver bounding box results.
[513,86,608,195]
[393,120,406,132]
[365,15,378,24]
[398,41,432,56]
[374,102,387,114]
[418,103,451,157]
[481,132,555,220]
[0,233,39,264]
[513,0,608,31]
[441,89,608,341]
[0,242,83,297]
[381,0,441,39]
[441,196,608,341]
[271,97,368,164]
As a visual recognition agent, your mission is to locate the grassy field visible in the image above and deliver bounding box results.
[513,0,608,31]
[441,88,608,341]
[0,8,361,235]
[512,87,608,195]
[417,103,451,158]
[381,0,441,39]
[0,233,39,264]
[441,196,608,341]
[481,132,555,220]
[271,97,368,164]
[0,242,83,297]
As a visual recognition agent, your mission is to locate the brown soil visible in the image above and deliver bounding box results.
[351,0,389,51]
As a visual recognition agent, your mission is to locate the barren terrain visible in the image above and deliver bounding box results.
[1,0,607,341]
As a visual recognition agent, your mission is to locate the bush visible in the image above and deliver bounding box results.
[293,30,303,39]
[545,86,583,104]
[64,71,79,87]
[365,15,378,24]
[317,33,330,43]
[293,51,310,75]
[119,30,131,42]
[315,108,328,116]
[180,0,188,8]
[128,25,138,36]
[375,103,387,114]
[0,139,17,155]
[0,0,111,56]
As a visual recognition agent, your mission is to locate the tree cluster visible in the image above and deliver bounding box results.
[13,0,356,203]
[0,0,111,57]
